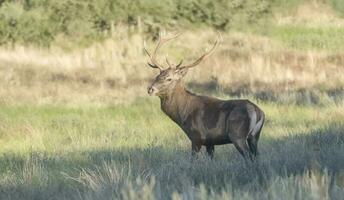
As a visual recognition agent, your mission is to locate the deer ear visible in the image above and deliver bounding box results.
[175,67,188,77]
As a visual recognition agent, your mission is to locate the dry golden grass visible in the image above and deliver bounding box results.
[0,28,343,105]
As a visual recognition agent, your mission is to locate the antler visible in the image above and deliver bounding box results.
[166,58,183,68]
[144,32,182,71]
[178,35,220,69]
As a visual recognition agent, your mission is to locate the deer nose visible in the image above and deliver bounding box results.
[147,86,156,95]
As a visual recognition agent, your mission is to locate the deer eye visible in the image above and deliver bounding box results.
[166,78,172,81]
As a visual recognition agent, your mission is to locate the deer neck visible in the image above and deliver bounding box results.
[160,82,193,124]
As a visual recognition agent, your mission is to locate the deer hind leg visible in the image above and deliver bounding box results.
[247,111,265,157]
[233,139,253,161]
[247,126,263,157]
[247,137,258,157]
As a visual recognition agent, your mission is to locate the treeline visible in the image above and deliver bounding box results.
[0,0,275,46]
[0,0,342,47]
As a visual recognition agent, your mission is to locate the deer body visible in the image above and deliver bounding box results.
[159,81,264,159]
[144,33,265,159]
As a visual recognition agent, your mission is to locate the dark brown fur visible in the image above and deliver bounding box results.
[151,79,265,159]
[145,33,265,159]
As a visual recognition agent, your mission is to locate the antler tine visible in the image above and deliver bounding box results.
[165,58,173,68]
[143,41,163,70]
[144,32,182,70]
[166,57,183,69]
[175,59,183,68]
[153,32,182,56]
[180,35,220,69]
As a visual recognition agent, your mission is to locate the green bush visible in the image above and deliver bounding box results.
[0,2,55,46]
[0,0,273,46]
[331,0,344,16]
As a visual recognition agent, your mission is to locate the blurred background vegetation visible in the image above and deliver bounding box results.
[0,0,343,105]
[0,0,341,47]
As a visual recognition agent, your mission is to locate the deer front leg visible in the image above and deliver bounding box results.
[191,141,202,158]
[206,145,215,159]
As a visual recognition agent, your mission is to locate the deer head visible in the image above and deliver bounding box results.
[144,33,219,96]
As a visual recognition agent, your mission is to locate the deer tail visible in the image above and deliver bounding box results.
[247,105,265,138]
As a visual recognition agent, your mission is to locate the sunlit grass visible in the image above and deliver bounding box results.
[271,25,344,51]
[0,97,341,153]
[0,98,343,199]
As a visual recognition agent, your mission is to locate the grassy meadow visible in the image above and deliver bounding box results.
[0,0,344,199]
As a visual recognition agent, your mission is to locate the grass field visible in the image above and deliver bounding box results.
[0,99,344,199]
[1,1,344,199]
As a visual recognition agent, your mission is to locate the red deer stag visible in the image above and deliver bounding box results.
[144,33,265,160]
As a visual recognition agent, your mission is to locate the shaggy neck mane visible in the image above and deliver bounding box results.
[159,82,195,124]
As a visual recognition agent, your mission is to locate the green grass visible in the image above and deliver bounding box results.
[0,98,343,199]
[271,25,344,51]
[331,0,344,16]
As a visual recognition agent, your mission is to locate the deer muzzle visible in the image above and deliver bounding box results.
[147,86,157,96]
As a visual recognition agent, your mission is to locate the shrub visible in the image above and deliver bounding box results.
[0,0,273,46]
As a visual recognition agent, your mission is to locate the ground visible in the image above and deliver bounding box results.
[0,1,344,199]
